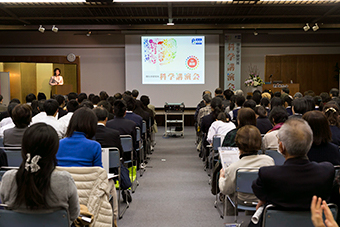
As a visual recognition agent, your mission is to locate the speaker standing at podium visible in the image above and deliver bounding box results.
[49,68,64,86]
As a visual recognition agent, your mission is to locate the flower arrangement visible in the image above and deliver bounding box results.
[244,64,264,87]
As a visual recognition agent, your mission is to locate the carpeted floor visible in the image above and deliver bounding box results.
[117,126,251,227]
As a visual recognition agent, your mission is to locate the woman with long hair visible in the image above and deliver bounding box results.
[323,103,340,146]
[0,123,80,223]
[56,107,102,167]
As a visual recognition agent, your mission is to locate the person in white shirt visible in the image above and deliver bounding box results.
[207,112,236,144]
[0,103,19,138]
[58,100,79,138]
[31,100,47,124]
[31,99,63,138]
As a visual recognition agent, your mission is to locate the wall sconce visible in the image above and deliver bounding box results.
[52,25,58,33]
[38,25,45,33]
[312,23,319,31]
[303,23,310,32]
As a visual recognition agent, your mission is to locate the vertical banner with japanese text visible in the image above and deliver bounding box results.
[224,34,241,91]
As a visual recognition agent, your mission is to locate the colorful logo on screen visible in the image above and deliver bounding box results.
[191,38,203,45]
[185,56,199,70]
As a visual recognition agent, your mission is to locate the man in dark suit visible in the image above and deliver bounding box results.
[93,107,123,159]
[106,99,137,151]
[250,118,334,226]
[123,95,143,130]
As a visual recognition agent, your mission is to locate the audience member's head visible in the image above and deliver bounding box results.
[92,95,100,105]
[320,92,331,103]
[215,88,223,97]
[31,100,39,117]
[236,125,262,154]
[97,100,112,114]
[79,100,94,109]
[253,90,261,96]
[37,100,45,112]
[282,87,289,95]
[243,99,256,110]
[203,93,212,105]
[14,123,59,209]
[107,96,115,107]
[304,90,315,97]
[66,107,97,139]
[216,112,228,122]
[235,90,244,97]
[292,98,307,115]
[260,97,270,108]
[223,89,234,101]
[273,91,281,98]
[303,111,331,146]
[12,104,32,128]
[293,92,303,99]
[255,106,267,118]
[114,93,122,100]
[202,90,212,98]
[124,90,132,96]
[25,93,36,103]
[88,93,95,102]
[113,99,127,118]
[235,95,245,107]
[313,96,323,109]
[77,93,87,104]
[211,97,223,119]
[269,106,289,125]
[330,88,339,98]
[304,95,315,112]
[55,95,65,107]
[66,99,79,113]
[99,91,109,101]
[37,92,46,101]
[283,95,293,107]
[140,95,150,107]
[67,92,78,102]
[0,94,3,103]
[10,98,20,104]
[323,103,340,127]
[261,92,271,100]
[270,97,282,108]
[132,89,139,99]
[8,102,19,118]
[237,107,256,128]
[277,118,313,158]
[93,107,109,122]
[252,93,261,105]
[123,95,136,111]
[43,99,59,116]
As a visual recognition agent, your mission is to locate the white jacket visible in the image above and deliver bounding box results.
[56,166,113,227]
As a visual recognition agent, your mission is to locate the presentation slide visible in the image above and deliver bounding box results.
[142,36,205,84]
[125,35,219,108]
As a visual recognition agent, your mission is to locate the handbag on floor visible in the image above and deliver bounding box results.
[120,164,132,190]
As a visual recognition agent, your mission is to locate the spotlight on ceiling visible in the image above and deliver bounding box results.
[86,31,92,37]
[167,22,175,26]
[303,23,310,32]
[38,25,45,33]
[312,23,319,32]
[253,30,258,36]
[52,25,58,33]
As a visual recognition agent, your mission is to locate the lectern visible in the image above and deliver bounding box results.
[51,84,73,96]
[262,83,300,96]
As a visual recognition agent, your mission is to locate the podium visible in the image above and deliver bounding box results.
[51,84,73,96]
[262,83,300,96]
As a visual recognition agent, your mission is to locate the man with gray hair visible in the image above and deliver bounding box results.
[250,118,334,226]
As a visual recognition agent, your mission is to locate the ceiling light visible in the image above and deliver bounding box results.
[312,23,319,32]
[303,23,310,32]
[52,25,58,33]
[253,30,258,36]
[167,22,175,26]
[38,25,45,33]
[86,31,92,37]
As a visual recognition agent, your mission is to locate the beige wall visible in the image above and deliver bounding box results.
[21,63,36,102]
[36,63,53,98]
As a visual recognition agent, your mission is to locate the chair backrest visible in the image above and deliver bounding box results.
[235,168,259,194]
[102,147,120,172]
[265,150,285,165]
[136,127,141,142]
[1,147,22,167]
[0,208,69,227]
[262,204,338,227]
[120,135,133,153]
[212,135,221,151]
[142,121,146,134]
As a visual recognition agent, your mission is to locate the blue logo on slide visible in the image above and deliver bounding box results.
[191,38,202,45]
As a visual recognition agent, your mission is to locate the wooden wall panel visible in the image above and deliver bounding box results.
[265,56,281,83]
[21,63,37,102]
[266,54,340,95]
[281,56,297,84]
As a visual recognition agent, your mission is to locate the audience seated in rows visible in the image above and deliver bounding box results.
[197,94,212,126]
[58,99,79,137]
[250,118,335,227]
[254,106,272,134]
[123,95,143,130]
[0,123,80,224]
[0,102,18,137]
[207,112,235,145]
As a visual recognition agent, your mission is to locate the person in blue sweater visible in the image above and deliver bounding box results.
[57,107,102,167]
